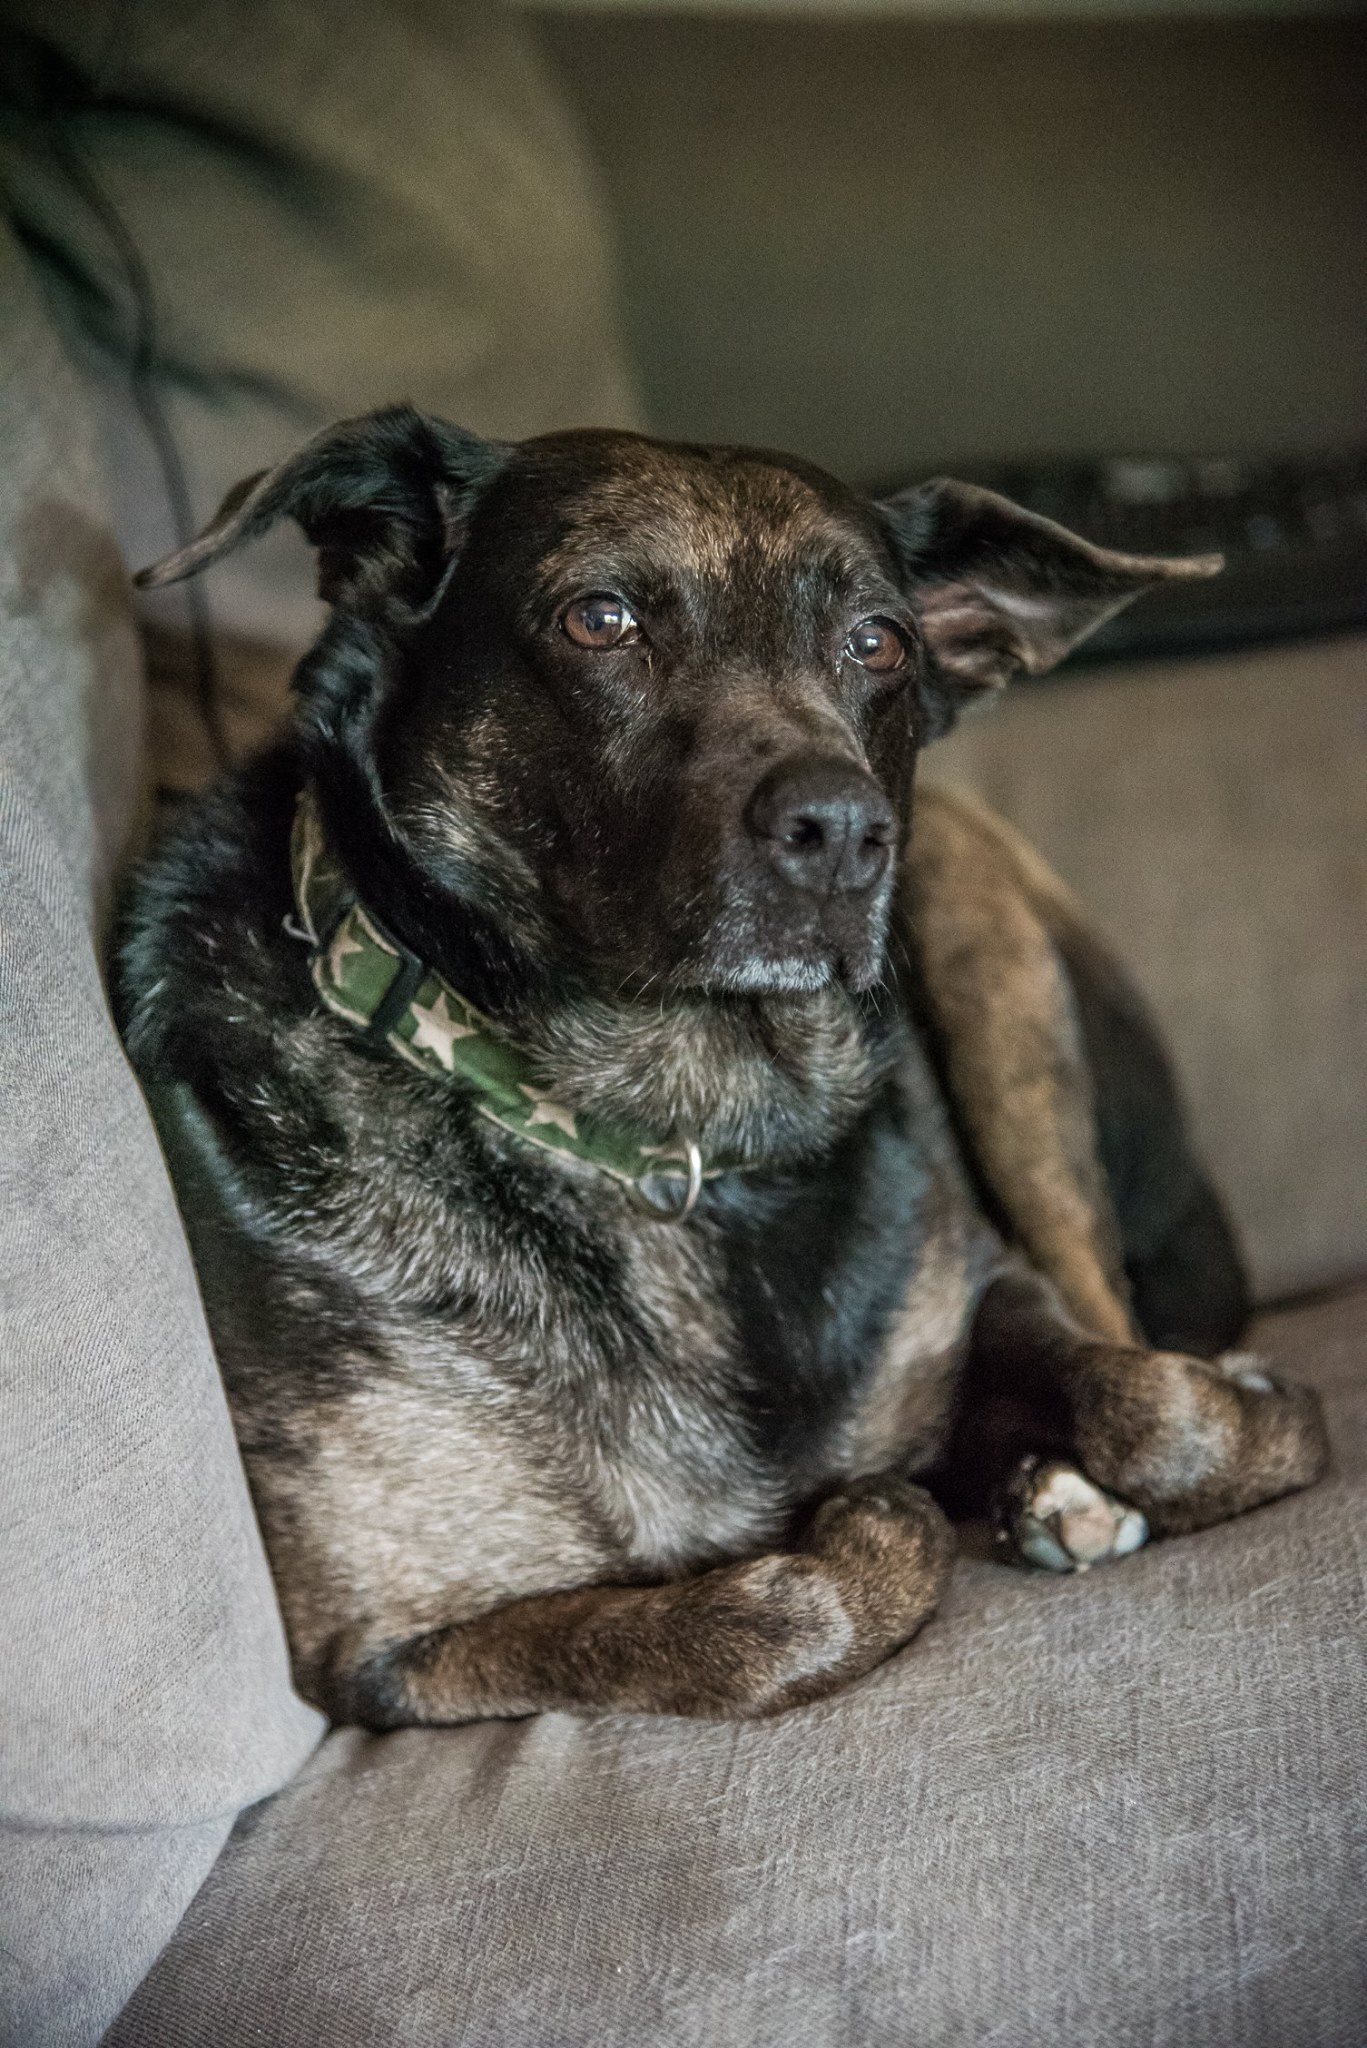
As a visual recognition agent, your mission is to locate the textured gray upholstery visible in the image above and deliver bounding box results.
[108,1286,1367,2048]
[0,227,322,2048]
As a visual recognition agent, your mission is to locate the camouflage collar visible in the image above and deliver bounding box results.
[289,789,718,1219]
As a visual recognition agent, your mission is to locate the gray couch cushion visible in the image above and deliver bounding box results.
[1,0,641,662]
[927,635,1367,1301]
[108,1286,1367,2048]
[0,230,323,2048]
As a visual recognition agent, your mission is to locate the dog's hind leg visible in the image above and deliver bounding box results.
[904,785,1250,1360]
[901,788,1136,1347]
[325,1475,954,1728]
[964,1269,1327,1567]
[1044,910,1251,1360]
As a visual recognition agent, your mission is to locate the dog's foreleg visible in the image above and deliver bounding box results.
[327,1475,953,1727]
[970,1269,1328,1555]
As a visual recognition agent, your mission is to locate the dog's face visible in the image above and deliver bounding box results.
[392,434,927,997]
[143,410,1216,1001]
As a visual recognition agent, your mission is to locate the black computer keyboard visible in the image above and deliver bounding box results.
[878,450,1367,668]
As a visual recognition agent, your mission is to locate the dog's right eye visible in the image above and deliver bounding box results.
[561,594,640,650]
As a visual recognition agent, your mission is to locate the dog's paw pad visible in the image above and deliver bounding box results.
[999,1458,1148,1573]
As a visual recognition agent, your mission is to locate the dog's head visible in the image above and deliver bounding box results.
[142,408,1217,1005]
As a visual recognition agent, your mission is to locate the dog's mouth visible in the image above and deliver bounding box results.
[704,936,889,999]
[580,826,899,1002]
[655,894,894,1002]
[402,743,900,1006]
[661,753,898,1001]
[707,955,839,997]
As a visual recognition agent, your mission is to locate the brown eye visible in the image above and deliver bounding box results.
[846,618,907,673]
[562,594,639,650]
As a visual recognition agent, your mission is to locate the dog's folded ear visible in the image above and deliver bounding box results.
[878,478,1221,732]
[135,405,505,616]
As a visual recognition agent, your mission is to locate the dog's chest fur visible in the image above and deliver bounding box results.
[164,1015,996,1662]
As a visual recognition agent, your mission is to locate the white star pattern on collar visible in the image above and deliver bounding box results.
[409,989,476,1070]
[327,921,366,984]
[517,1084,579,1140]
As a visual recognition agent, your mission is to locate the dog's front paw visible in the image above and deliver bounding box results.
[1072,1346,1329,1535]
[998,1455,1149,1573]
[806,1472,952,1564]
[799,1474,955,1639]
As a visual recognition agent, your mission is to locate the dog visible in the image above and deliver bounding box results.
[115,408,1328,1726]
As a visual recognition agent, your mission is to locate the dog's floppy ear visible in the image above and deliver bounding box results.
[878,478,1221,732]
[136,405,505,616]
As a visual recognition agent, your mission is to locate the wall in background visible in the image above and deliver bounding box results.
[535,14,1367,481]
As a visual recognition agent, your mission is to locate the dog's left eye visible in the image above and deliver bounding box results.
[845,618,908,673]
[562,594,640,650]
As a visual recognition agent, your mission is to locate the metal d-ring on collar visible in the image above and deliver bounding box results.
[632,1138,705,1223]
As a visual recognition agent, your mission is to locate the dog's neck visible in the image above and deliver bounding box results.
[515,985,891,1173]
[294,781,896,1179]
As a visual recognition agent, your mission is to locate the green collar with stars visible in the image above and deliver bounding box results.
[289,789,720,1219]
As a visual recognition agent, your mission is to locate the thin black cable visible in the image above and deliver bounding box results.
[46,125,231,771]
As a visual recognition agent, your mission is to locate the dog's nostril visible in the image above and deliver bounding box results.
[747,759,896,897]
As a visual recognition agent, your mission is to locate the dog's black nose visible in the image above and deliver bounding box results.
[746,759,896,896]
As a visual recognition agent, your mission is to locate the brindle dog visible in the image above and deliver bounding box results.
[116,408,1327,1726]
